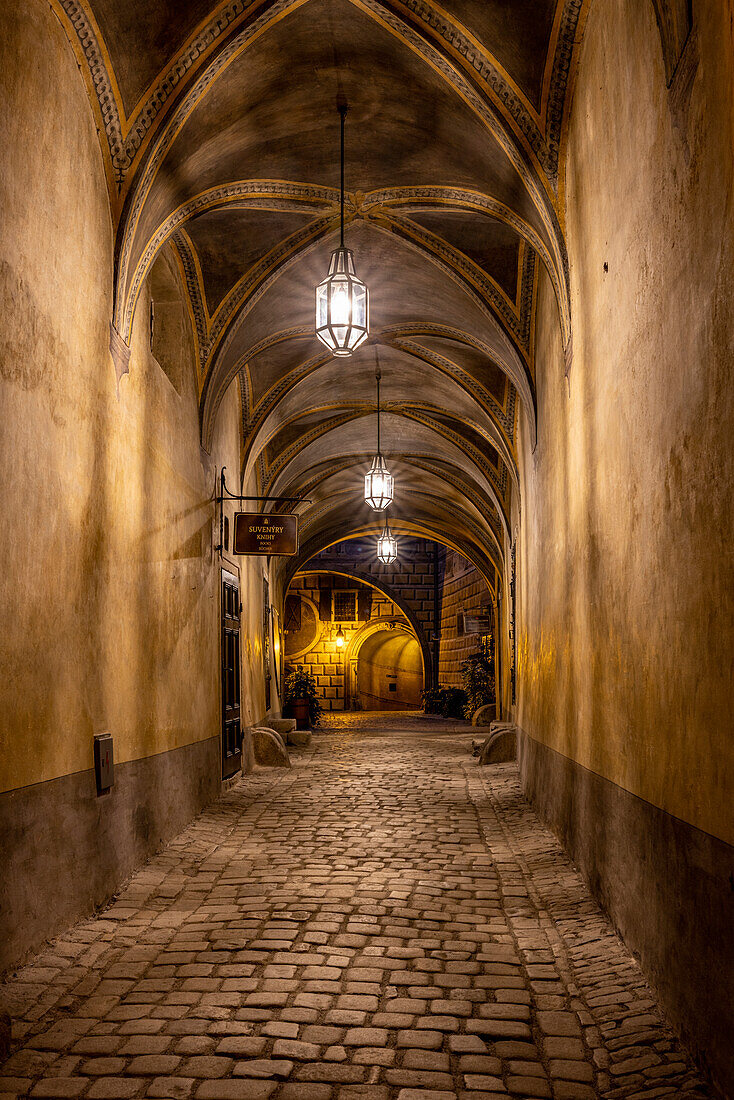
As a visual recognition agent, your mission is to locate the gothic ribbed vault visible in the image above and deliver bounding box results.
[52,0,690,584]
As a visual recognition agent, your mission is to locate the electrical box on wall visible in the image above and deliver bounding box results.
[94,733,114,794]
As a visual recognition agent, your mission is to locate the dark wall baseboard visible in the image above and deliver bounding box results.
[517,728,734,1098]
[0,735,220,973]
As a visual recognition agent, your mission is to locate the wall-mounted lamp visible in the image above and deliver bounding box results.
[335,624,345,648]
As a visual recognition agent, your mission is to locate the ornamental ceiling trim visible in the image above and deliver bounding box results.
[375,214,530,356]
[260,406,511,524]
[249,398,517,493]
[399,408,510,502]
[53,0,309,194]
[363,186,569,345]
[388,333,519,445]
[230,326,517,474]
[116,180,337,342]
[110,3,565,338]
[284,452,504,550]
[170,229,208,373]
[201,261,532,453]
[54,0,586,200]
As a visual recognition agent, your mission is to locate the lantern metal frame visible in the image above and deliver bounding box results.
[315,105,369,356]
[364,366,394,510]
[376,518,398,564]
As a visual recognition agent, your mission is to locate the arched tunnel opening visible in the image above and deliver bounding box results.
[283,535,496,715]
[353,626,423,710]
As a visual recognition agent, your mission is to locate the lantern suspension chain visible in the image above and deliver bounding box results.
[376,367,381,456]
[340,103,346,249]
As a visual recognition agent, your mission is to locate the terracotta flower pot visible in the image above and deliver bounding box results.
[292,698,310,730]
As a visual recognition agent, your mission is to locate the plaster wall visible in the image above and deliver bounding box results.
[0,0,269,966]
[357,631,423,710]
[516,0,734,1087]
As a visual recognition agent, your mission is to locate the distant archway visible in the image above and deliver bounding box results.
[343,618,424,711]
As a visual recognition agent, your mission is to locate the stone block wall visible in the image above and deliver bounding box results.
[438,550,492,687]
[286,574,409,710]
[286,540,494,707]
[312,537,440,646]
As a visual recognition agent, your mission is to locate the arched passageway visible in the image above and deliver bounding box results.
[1,0,732,1093]
[352,622,423,710]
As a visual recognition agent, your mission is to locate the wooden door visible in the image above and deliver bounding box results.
[221,574,242,778]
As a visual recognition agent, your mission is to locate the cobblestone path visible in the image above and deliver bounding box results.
[0,714,712,1100]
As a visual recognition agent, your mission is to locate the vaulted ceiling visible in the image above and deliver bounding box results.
[57,0,603,584]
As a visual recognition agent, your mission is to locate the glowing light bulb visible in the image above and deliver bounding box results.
[331,283,350,326]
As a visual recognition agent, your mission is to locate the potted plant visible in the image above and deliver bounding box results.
[284,667,323,730]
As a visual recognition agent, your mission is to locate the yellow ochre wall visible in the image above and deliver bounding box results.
[0,0,273,968]
[515,0,734,1087]
[518,0,733,846]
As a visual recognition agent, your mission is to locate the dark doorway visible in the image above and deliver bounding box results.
[221,572,242,778]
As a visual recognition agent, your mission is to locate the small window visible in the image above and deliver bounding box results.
[332,590,358,622]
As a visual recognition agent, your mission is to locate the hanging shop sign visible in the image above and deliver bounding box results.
[457,611,493,636]
[233,513,298,556]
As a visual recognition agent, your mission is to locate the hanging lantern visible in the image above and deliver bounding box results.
[335,624,345,648]
[315,104,369,356]
[377,520,398,564]
[364,453,394,510]
[364,364,394,510]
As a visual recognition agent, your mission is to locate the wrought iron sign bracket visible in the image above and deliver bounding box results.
[215,468,311,554]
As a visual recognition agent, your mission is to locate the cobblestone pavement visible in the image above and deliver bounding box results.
[0,713,712,1100]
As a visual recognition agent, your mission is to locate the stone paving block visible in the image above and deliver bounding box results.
[87,1079,146,1098]
[387,1070,455,1089]
[336,1089,390,1100]
[506,1075,551,1097]
[395,1090,458,1100]
[279,1086,332,1100]
[295,1064,365,1084]
[146,1079,195,1098]
[196,1083,277,1099]
[536,1012,581,1037]
[272,1040,320,1061]
[30,1082,87,1098]
[463,1077,505,1092]
[549,1058,594,1081]
[550,1085,596,1100]
[0,715,712,1100]
[233,1059,294,1078]
[180,1056,235,1078]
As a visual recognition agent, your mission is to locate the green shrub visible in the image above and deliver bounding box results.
[421,685,469,718]
[283,667,323,727]
[421,686,445,714]
[460,649,496,719]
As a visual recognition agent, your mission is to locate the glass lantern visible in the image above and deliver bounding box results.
[364,453,394,510]
[315,247,369,356]
[377,523,398,564]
